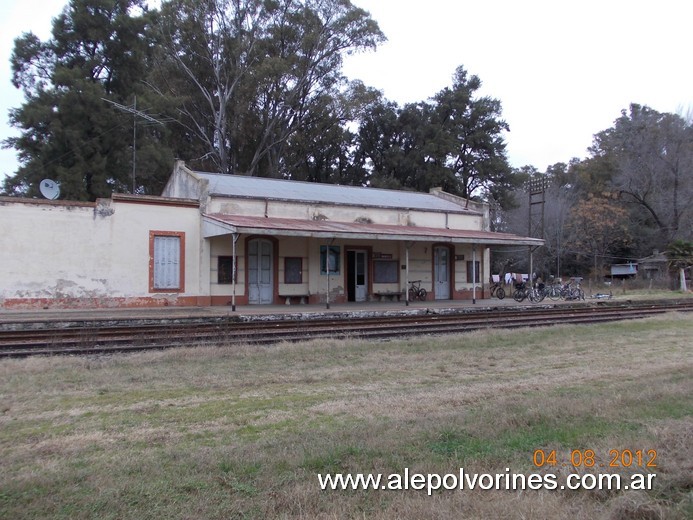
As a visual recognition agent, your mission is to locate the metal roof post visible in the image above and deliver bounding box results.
[472,244,477,304]
[231,233,239,311]
[325,238,336,310]
[405,244,410,306]
[326,241,330,310]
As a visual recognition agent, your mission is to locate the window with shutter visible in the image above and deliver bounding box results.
[149,231,185,292]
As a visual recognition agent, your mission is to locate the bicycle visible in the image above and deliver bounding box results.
[566,280,585,301]
[490,281,505,300]
[546,282,562,301]
[513,281,529,302]
[527,282,546,303]
[513,281,546,303]
[408,280,427,301]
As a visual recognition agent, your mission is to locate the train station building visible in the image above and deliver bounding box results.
[0,161,543,309]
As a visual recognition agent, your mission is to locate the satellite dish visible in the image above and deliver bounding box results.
[39,179,60,200]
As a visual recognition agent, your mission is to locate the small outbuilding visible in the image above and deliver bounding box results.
[637,252,669,281]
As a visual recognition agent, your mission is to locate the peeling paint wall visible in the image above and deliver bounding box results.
[0,198,200,309]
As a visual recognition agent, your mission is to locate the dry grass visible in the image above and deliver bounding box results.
[594,287,693,301]
[0,313,691,519]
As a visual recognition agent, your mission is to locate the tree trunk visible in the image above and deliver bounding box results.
[680,268,688,292]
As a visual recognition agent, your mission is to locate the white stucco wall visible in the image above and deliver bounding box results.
[1,200,112,304]
[0,197,200,308]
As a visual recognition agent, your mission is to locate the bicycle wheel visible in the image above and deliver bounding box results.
[548,286,560,301]
[408,288,417,301]
[496,287,505,300]
[418,288,427,301]
[513,289,525,302]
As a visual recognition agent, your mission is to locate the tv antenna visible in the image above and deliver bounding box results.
[102,96,168,193]
[39,179,61,200]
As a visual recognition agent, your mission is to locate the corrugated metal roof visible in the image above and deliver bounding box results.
[194,171,474,213]
[203,213,544,247]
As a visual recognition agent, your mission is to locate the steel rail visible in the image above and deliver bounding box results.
[0,300,690,357]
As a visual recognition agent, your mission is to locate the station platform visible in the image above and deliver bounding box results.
[0,297,531,328]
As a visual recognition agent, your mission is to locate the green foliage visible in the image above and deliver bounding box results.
[355,66,517,204]
[151,0,385,177]
[2,0,172,200]
[666,240,693,291]
[590,104,693,247]
[666,240,693,269]
[498,104,692,277]
[3,0,522,208]
[432,66,514,201]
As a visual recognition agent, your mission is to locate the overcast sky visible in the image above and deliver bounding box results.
[1,0,691,182]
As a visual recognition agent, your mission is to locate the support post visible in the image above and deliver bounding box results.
[472,245,477,304]
[405,244,409,306]
[325,239,336,310]
[405,242,413,306]
[529,247,534,287]
[326,242,330,310]
[231,233,239,311]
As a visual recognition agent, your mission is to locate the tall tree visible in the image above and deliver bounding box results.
[431,66,515,204]
[355,66,518,203]
[152,0,384,176]
[590,104,693,248]
[151,0,265,175]
[3,0,167,200]
[564,196,632,279]
[280,81,371,185]
[355,97,452,191]
[665,239,692,291]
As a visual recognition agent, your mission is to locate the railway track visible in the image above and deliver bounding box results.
[0,299,691,357]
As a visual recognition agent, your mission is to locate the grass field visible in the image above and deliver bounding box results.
[0,313,691,519]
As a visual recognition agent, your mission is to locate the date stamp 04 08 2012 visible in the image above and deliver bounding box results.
[533,449,657,469]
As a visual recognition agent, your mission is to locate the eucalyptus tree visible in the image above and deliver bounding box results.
[355,96,453,191]
[152,0,384,176]
[280,81,375,185]
[3,0,167,200]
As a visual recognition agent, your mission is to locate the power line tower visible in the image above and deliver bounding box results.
[526,176,549,278]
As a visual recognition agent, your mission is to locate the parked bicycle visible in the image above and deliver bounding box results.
[490,281,505,300]
[513,281,547,303]
[562,279,585,301]
[408,280,427,301]
[527,281,546,303]
[545,282,562,301]
[513,281,529,302]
